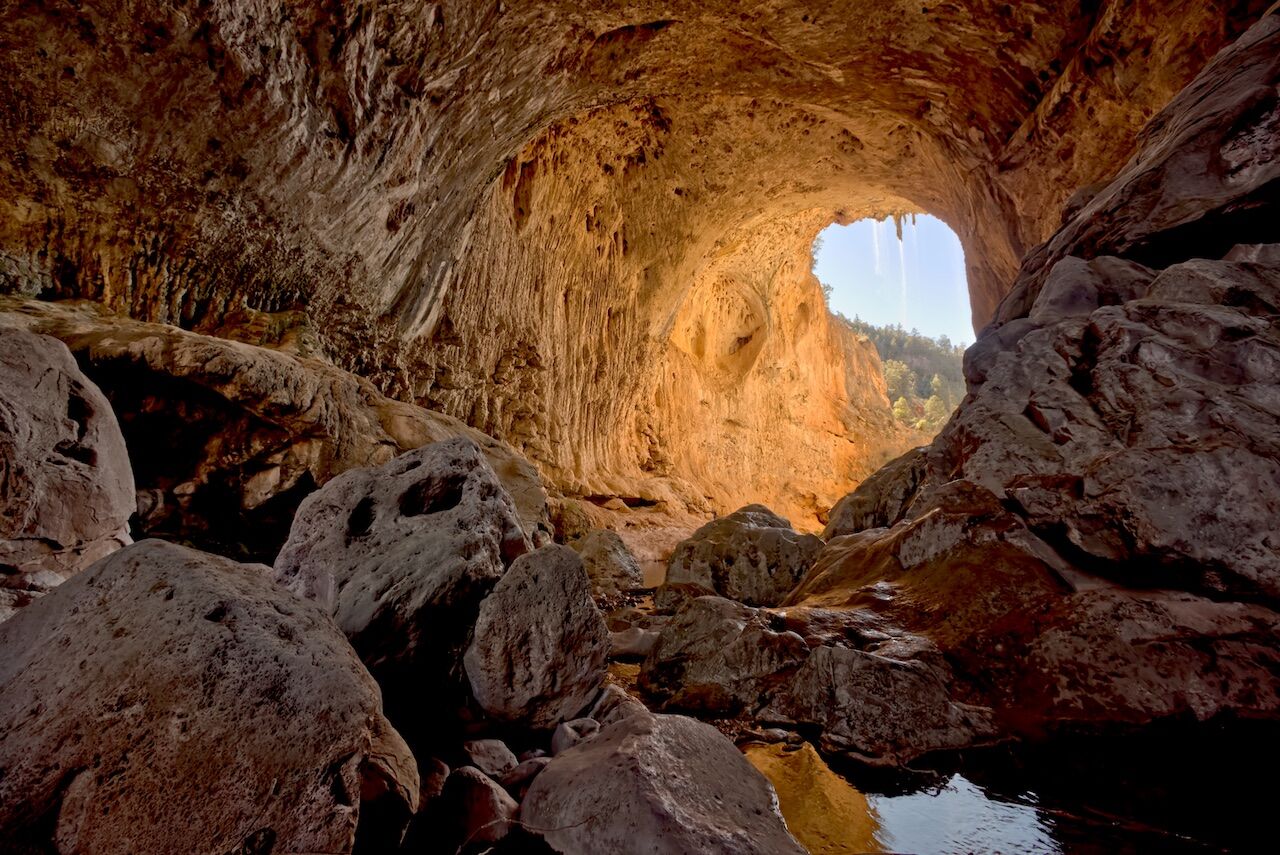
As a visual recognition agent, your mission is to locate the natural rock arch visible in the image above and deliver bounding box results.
[0,0,1268,522]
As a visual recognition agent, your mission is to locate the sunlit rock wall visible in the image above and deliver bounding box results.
[0,0,1267,522]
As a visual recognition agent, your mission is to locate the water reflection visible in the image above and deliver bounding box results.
[871,773,1058,855]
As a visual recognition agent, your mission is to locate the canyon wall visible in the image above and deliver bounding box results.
[0,0,1269,522]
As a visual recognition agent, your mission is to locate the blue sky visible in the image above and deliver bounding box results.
[813,215,974,346]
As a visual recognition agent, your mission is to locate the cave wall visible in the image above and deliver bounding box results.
[0,0,1269,523]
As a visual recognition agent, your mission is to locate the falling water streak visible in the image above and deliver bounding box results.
[872,218,882,276]
[897,227,908,327]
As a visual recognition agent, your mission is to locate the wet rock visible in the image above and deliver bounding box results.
[0,329,133,619]
[439,766,517,849]
[823,446,928,538]
[570,529,644,595]
[464,545,609,729]
[462,739,518,779]
[639,596,809,716]
[745,742,881,855]
[762,636,997,767]
[274,437,530,742]
[551,718,601,755]
[0,299,551,562]
[0,539,418,854]
[522,712,806,855]
[656,505,823,609]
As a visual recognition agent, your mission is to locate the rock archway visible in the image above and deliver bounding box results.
[0,0,1268,522]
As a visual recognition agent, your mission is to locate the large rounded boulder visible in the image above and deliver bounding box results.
[464,544,609,729]
[521,712,806,854]
[656,505,823,609]
[0,539,419,854]
[273,436,530,740]
[0,329,134,620]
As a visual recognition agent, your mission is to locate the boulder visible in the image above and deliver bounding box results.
[461,739,518,779]
[521,712,806,855]
[274,437,530,741]
[0,539,419,854]
[762,637,997,767]
[656,505,823,609]
[464,545,609,729]
[438,767,517,849]
[0,329,133,619]
[639,596,808,716]
[0,298,551,562]
[569,529,644,595]
[551,718,601,755]
[498,756,552,801]
[823,446,928,538]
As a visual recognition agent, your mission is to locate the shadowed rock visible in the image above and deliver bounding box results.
[639,596,808,716]
[0,539,419,854]
[0,298,551,562]
[0,329,134,620]
[465,544,609,729]
[274,437,530,743]
[522,712,806,855]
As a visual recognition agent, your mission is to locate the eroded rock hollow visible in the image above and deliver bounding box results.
[4,0,1269,526]
[2,1,1279,853]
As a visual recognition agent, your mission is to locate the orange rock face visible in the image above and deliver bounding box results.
[0,2,1269,522]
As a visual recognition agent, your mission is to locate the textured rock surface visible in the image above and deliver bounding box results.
[657,505,823,609]
[639,596,808,716]
[0,329,133,619]
[274,437,530,741]
[522,712,805,855]
[0,298,550,561]
[3,2,1258,526]
[0,539,419,854]
[823,445,927,538]
[465,544,610,729]
[763,634,997,766]
[437,766,518,849]
[569,529,644,595]
[784,11,1280,758]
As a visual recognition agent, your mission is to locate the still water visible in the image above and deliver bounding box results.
[750,720,1275,854]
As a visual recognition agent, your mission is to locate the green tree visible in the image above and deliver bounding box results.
[892,396,912,422]
[883,360,918,403]
[924,394,950,427]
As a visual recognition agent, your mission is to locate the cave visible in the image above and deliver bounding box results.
[1,2,1278,853]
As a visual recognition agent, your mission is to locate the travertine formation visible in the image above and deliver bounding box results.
[0,1,1277,851]
[0,298,551,561]
[2,1,1263,524]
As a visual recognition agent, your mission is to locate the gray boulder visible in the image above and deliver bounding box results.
[0,539,419,854]
[639,596,808,716]
[464,544,609,729]
[570,529,644,595]
[273,437,530,740]
[656,505,823,609]
[522,712,805,854]
[823,446,929,538]
[438,766,517,849]
[762,634,996,767]
[461,739,518,779]
[0,330,133,620]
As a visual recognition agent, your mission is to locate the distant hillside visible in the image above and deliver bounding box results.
[834,314,967,434]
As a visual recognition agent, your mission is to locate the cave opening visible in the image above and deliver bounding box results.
[812,214,971,439]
